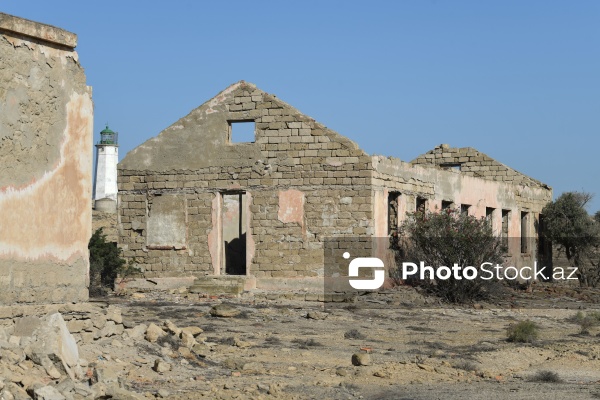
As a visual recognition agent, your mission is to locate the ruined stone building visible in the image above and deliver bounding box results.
[0,14,93,304]
[117,81,552,292]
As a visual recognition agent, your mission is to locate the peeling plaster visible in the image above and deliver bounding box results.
[0,91,92,262]
[245,192,255,275]
[278,189,306,236]
[207,193,221,275]
[278,189,305,224]
[206,84,238,114]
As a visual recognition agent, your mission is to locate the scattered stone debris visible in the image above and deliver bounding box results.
[0,304,145,400]
[145,323,166,343]
[1,287,600,399]
[0,299,221,400]
[352,352,372,366]
[152,359,171,373]
[209,304,240,318]
[306,311,328,320]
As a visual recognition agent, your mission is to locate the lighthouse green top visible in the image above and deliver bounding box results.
[99,124,118,145]
[100,125,115,135]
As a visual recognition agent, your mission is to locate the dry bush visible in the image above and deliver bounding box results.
[344,329,366,340]
[453,360,478,372]
[264,336,282,345]
[529,370,562,383]
[507,320,539,343]
[291,338,323,349]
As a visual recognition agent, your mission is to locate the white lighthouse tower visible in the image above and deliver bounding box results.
[93,125,119,213]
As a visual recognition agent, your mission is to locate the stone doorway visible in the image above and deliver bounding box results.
[222,192,247,275]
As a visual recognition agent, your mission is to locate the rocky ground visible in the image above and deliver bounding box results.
[1,283,600,399]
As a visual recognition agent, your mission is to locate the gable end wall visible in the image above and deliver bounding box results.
[118,82,375,282]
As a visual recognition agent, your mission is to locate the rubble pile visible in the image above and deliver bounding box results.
[0,303,209,400]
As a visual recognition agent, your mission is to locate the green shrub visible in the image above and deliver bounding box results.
[394,208,506,303]
[88,228,139,295]
[542,192,600,287]
[507,320,539,343]
[573,311,600,334]
[589,311,600,320]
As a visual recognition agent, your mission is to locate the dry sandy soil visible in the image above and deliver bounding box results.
[91,284,600,400]
[2,284,600,399]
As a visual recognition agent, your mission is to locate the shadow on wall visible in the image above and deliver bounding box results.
[225,233,246,275]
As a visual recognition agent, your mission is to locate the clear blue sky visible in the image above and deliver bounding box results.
[4,1,599,213]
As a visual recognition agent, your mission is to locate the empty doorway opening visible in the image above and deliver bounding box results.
[222,192,247,275]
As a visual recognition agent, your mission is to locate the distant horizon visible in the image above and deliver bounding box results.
[3,1,598,212]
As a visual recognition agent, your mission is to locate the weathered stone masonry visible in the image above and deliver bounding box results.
[0,13,93,304]
[119,82,373,289]
[411,144,546,186]
[118,81,552,290]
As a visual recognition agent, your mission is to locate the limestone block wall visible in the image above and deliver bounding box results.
[411,144,547,187]
[0,14,93,304]
[118,82,374,283]
[92,210,118,244]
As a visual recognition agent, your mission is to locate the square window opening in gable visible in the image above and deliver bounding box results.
[229,120,256,143]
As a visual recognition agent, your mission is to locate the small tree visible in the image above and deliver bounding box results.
[88,228,126,295]
[395,208,506,303]
[542,192,600,287]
